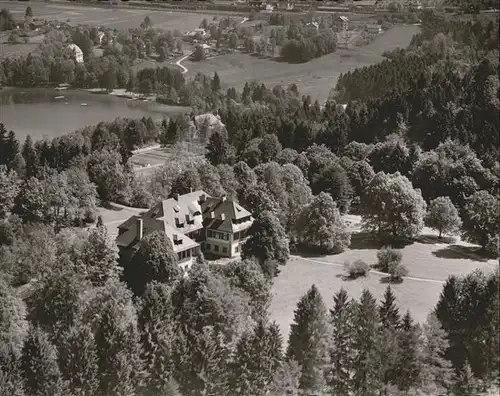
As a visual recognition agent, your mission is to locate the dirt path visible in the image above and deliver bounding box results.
[175,53,191,74]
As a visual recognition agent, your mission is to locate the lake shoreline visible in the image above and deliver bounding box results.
[0,87,190,142]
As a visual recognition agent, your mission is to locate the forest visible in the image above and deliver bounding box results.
[0,7,499,396]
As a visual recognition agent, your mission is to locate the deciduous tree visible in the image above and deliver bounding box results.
[361,172,427,241]
[425,196,462,239]
[242,210,289,278]
[461,190,499,252]
[295,192,350,253]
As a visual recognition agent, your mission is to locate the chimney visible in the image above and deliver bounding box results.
[220,213,225,221]
[200,194,206,203]
[173,233,179,244]
[136,218,143,241]
[190,187,193,193]
[185,214,190,223]
[210,211,215,219]
[174,193,179,201]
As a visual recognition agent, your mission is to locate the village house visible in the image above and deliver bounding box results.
[68,44,84,63]
[116,191,254,270]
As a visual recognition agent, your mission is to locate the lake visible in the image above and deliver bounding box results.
[0,88,190,142]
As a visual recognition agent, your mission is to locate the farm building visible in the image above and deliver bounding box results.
[366,24,383,34]
[116,191,254,270]
[68,44,84,63]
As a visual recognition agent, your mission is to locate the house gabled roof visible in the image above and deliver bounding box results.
[116,217,198,253]
[201,196,253,233]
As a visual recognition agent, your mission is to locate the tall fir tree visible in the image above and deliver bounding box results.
[395,311,421,392]
[453,360,482,396]
[80,225,119,286]
[138,282,176,394]
[420,313,454,394]
[4,130,20,171]
[287,284,329,394]
[94,307,144,396]
[21,326,67,396]
[327,288,354,396]
[212,71,221,91]
[229,321,283,395]
[376,285,401,392]
[58,325,99,396]
[379,285,401,329]
[0,342,25,396]
[351,289,381,396]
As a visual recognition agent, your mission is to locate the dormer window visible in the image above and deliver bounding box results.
[175,217,185,228]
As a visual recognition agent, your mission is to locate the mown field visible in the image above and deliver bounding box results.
[0,1,227,31]
[270,218,498,338]
[182,24,420,102]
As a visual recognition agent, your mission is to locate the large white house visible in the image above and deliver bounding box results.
[116,191,254,270]
[68,44,84,63]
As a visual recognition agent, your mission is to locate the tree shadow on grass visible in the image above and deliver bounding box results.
[380,276,404,284]
[335,273,364,282]
[417,234,457,245]
[432,245,494,262]
[350,232,414,250]
[100,201,123,211]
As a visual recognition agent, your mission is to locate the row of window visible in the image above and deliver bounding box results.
[177,250,191,261]
[205,243,228,254]
[207,230,230,240]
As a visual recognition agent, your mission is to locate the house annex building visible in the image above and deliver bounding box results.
[116,191,254,269]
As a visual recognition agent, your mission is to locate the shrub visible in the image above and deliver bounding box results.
[388,261,409,282]
[376,247,402,272]
[344,259,370,279]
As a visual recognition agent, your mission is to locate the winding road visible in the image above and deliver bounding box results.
[175,53,191,74]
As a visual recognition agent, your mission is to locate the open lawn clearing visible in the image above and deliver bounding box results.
[183,24,419,102]
[97,203,146,238]
[0,1,236,31]
[270,246,497,339]
[271,213,497,338]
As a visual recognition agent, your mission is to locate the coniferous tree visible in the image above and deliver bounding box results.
[396,311,421,392]
[229,321,283,395]
[124,230,182,296]
[351,289,381,396]
[206,130,234,166]
[80,225,119,286]
[379,286,401,329]
[212,71,221,91]
[454,360,482,396]
[420,313,454,394]
[0,342,25,396]
[58,325,99,396]
[138,282,176,394]
[0,166,20,220]
[327,288,354,396]
[21,326,67,396]
[287,284,329,393]
[26,272,86,343]
[94,307,144,396]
